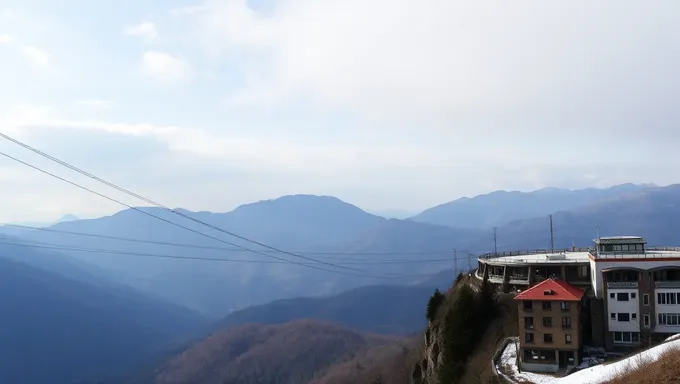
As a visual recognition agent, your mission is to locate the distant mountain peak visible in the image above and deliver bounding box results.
[54,214,79,224]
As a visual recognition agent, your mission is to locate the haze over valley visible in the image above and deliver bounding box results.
[2,0,679,383]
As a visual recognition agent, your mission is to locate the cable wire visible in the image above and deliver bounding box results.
[0,132,417,268]
[0,150,388,279]
[3,223,459,259]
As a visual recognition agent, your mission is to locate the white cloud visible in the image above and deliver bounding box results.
[186,0,680,140]
[20,45,50,69]
[0,34,12,43]
[78,99,115,109]
[169,5,209,17]
[139,51,191,84]
[123,22,158,42]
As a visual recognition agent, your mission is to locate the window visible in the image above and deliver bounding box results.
[643,294,650,306]
[524,317,534,329]
[614,331,640,344]
[524,349,555,362]
[561,302,570,311]
[565,334,572,344]
[659,313,680,326]
[659,292,679,305]
[542,301,552,311]
[614,244,622,252]
[562,317,572,328]
[610,293,615,299]
[611,313,616,320]
[543,317,553,327]
[525,332,534,343]
[631,293,636,299]
[617,293,629,301]
[544,334,553,343]
[618,313,630,322]
[523,301,533,311]
[644,314,650,328]
[578,265,589,278]
[632,313,637,320]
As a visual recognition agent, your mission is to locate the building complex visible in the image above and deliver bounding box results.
[475,235,680,372]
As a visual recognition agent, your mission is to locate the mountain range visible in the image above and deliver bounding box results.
[0,256,206,384]
[4,182,680,383]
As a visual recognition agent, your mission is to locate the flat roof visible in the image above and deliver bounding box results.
[481,251,591,265]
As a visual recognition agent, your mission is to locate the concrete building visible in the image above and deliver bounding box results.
[476,235,680,351]
[514,278,585,373]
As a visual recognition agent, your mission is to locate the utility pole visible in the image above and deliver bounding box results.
[550,214,554,253]
[468,252,472,271]
[493,227,498,256]
[453,248,457,274]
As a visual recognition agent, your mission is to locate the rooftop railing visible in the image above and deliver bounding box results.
[607,281,639,289]
[479,248,593,259]
[655,281,680,288]
[593,250,680,260]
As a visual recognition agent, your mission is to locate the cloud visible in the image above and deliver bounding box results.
[0,34,12,44]
[123,22,158,42]
[78,99,115,109]
[20,45,50,69]
[139,51,191,84]
[185,0,680,140]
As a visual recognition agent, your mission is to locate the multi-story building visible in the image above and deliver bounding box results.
[514,278,585,373]
[476,235,680,351]
[590,236,680,349]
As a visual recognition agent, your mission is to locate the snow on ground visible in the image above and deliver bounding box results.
[497,338,557,384]
[498,335,680,384]
[666,333,680,342]
[555,338,680,383]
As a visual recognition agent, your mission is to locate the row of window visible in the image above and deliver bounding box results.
[523,301,571,311]
[607,292,680,306]
[600,244,644,252]
[613,331,640,344]
[609,292,638,301]
[610,312,637,322]
[658,313,680,326]
[524,316,572,328]
[658,292,680,305]
[525,332,572,344]
[523,349,556,362]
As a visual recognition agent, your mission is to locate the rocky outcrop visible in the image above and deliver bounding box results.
[412,319,444,384]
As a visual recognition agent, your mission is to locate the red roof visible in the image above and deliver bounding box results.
[513,278,585,302]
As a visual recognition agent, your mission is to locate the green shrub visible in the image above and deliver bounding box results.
[425,289,445,322]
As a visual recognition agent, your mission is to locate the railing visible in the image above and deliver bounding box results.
[594,251,680,260]
[607,281,639,289]
[480,247,593,259]
[655,280,680,288]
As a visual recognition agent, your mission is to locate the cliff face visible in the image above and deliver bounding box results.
[412,319,444,384]
[411,275,517,384]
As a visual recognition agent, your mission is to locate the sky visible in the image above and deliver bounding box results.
[1,0,680,222]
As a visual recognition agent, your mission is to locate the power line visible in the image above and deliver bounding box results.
[0,132,388,270]
[0,238,455,266]
[0,150,379,279]
[2,224,460,258]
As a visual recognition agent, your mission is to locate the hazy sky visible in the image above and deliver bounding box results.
[1,0,680,222]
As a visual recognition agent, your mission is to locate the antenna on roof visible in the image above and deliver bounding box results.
[493,227,498,256]
[550,215,554,253]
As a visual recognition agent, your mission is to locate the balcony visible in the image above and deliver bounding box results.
[607,281,639,289]
[655,281,680,289]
